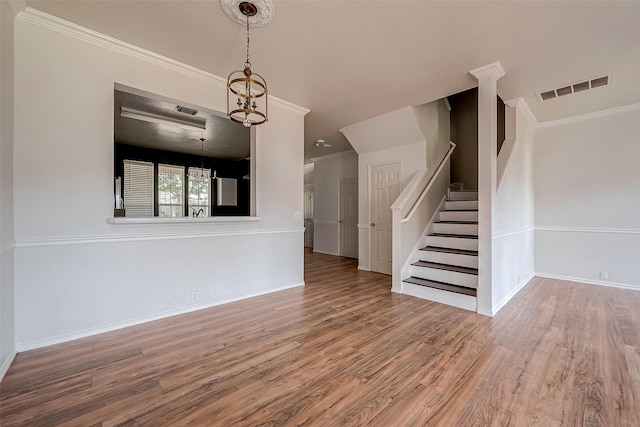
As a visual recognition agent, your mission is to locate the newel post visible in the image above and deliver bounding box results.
[470,61,505,316]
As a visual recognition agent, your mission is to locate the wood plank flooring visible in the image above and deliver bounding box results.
[1,249,640,425]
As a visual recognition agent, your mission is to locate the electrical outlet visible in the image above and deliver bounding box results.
[600,272,608,280]
[190,291,199,303]
[294,211,302,220]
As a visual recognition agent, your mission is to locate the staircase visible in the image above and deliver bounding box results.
[402,191,479,311]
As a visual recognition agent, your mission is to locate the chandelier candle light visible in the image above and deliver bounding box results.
[222,0,274,127]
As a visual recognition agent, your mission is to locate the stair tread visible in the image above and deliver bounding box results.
[442,209,478,212]
[412,261,478,275]
[420,246,478,256]
[435,221,478,225]
[430,233,479,239]
[403,277,477,297]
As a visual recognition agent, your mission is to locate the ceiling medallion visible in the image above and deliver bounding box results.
[222,0,274,127]
[220,0,274,27]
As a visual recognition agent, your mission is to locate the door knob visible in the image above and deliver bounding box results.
[339,220,343,223]
[371,222,376,226]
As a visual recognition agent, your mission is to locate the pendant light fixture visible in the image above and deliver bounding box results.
[221,0,274,127]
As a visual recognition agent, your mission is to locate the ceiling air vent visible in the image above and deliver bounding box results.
[175,105,198,115]
[538,75,610,101]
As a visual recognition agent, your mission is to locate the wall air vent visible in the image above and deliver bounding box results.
[538,75,611,101]
[175,105,198,115]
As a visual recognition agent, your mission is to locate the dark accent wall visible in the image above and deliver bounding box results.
[448,88,506,192]
[497,95,506,154]
[449,88,478,191]
[114,143,250,216]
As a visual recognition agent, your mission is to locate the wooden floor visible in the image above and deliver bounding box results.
[1,249,640,426]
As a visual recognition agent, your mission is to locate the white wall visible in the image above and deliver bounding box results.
[0,0,17,380]
[534,107,640,289]
[311,151,357,256]
[413,99,451,176]
[12,10,307,350]
[492,104,536,313]
[358,142,426,270]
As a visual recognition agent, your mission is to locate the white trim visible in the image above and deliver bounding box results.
[107,216,262,225]
[309,149,357,163]
[496,137,517,191]
[505,97,539,127]
[537,102,640,129]
[0,350,17,383]
[400,195,447,282]
[312,249,340,256]
[535,273,640,292]
[1,241,15,254]
[15,281,305,352]
[491,273,535,316]
[8,0,26,16]
[535,226,640,235]
[470,61,506,81]
[492,228,534,239]
[15,8,309,116]
[14,228,302,248]
[402,282,476,312]
[477,307,493,317]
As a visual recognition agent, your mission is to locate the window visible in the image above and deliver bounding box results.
[123,160,154,218]
[158,164,184,217]
[188,167,211,216]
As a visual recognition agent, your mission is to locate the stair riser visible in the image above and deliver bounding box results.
[439,211,478,222]
[445,200,478,210]
[425,236,478,251]
[448,191,478,201]
[410,266,478,288]
[402,282,476,311]
[433,223,478,236]
[419,251,478,269]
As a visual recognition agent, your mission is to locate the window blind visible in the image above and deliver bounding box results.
[188,167,211,216]
[158,164,185,217]
[123,160,154,218]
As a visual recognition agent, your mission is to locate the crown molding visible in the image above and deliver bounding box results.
[505,97,539,128]
[537,102,640,129]
[7,0,26,17]
[470,61,506,81]
[15,7,309,116]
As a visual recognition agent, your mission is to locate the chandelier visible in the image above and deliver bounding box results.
[222,0,274,127]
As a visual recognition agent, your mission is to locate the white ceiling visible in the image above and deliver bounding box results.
[26,1,640,162]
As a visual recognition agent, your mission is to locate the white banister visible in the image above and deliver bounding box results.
[391,141,455,223]
[390,141,455,292]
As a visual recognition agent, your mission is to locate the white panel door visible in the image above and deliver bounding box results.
[304,184,314,248]
[339,177,358,259]
[370,162,400,275]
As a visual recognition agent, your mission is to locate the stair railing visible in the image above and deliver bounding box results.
[390,141,456,291]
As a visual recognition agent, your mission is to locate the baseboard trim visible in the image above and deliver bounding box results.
[15,282,305,352]
[312,249,340,256]
[492,273,535,315]
[0,350,17,383]
[535,273,639,291]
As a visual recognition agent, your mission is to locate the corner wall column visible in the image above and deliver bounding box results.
[470,61,505,316]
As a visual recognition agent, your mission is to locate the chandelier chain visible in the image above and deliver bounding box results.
[245,14,251,68]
